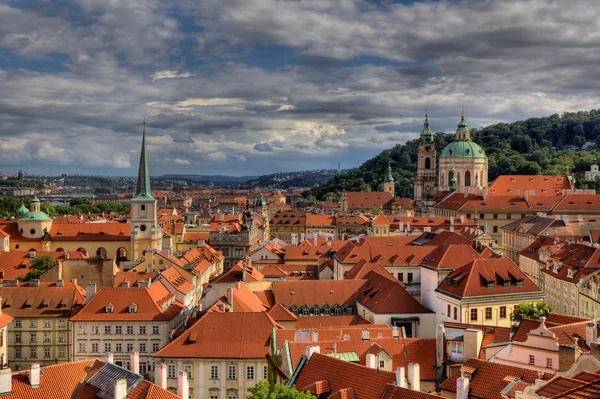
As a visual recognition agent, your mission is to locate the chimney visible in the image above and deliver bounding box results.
[86,283,96,303]
[524,190,529,200]
[304,345,320,359]
[220,213,224,222]
[291,234,298,246]
[366,353,377,369]
[29,364,40,388]
[197,240,204,248]
[0,367,11,395]
[450,217,454,226]
[70,278,77,286]
[114,378,127,399]
[395,367,405,388]
[300,233,305,243]
[121,281,130,288]
[311,329,319,343]
[482,187,488,200]
[362,328,370,341]
[226,287,233,304]
[459,215,465,223]
[146,277,152,287]
[563,215,570,227]
[155,363,167,389]
[314,235,318,246]
[105,352,114,364]
[242,264,247,282]
[407,363,420,391]
[392,326,400,339]
[587,322,598,346]
[130,351,139,373]
[456,370,470,399]
[178,371,189,399]
[463,329,483,360]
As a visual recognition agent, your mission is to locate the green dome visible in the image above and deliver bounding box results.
[440,141,486,158]
[16,202,29,217]
[255,195,267,208]
[20,211,51,222]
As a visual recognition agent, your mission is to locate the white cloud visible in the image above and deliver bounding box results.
[151,70,194,81]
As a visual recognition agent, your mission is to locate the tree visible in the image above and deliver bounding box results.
[573,135,586,149]
[511,300,553,321]
[18,255,58,281]
[248,381,316,399]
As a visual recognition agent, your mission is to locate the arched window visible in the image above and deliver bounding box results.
[97,247,107,258]
[425,157,431,169]
[117,247,128,261]
[457,173,461,186]
[440,172,445,186]
[76,247,87,256]
[465,171,471,187]
[55,248,65,252]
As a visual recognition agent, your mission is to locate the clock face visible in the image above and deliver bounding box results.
[140,224,147,232]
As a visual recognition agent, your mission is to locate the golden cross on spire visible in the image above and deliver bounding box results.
[461,105,465,119]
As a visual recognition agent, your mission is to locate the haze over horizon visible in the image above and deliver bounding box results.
[1,0,600,177]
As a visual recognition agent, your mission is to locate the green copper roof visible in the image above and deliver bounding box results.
[385,161,394,183]
[327,352,360,362]
[420,113,433,142]
[16,202,29,217]
[20,210,51,222]
[440,141,486,158]
[31,195,40,204]
[255,194,267,208]
[457,107,468,132]
[132,120,155,202]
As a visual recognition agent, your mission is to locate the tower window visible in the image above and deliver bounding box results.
[465,171,471,187]
[30,229,36,235]
[425,157,431,169]
[141,205,146,211]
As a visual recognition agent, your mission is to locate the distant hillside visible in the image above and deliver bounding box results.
[245,169,340,189]
[305,110,600,200]
[161,174,258,183]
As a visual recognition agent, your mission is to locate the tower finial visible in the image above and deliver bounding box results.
[134,118,154,200]
[461,106,464,120]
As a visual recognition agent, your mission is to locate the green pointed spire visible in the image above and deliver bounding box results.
[420,112,433,142]
[133,119,155,201]
[385,160,394,183]
[457,106,468,132]
[16,201,29,217]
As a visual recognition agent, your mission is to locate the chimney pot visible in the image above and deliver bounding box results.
[114,378,127,399]
[130,351,139,374]
[396,367,405,388]
[177,370,189,399]
[407,363,420,391]
[155,363,167,389]
[29,364,40,388]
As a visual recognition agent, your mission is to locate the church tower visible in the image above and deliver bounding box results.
[130,120,162,260]
[383,161,395,197]
[414,114,438,212]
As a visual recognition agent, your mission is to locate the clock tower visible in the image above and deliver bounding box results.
[414,114,438,214]
[130,120,162,260]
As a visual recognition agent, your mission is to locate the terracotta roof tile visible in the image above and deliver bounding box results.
[381,384,446,399]
[0,281,85,318]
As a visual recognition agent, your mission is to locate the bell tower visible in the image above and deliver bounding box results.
[383,161,395,197]
[130,120,162,260]
[414,114,438,213]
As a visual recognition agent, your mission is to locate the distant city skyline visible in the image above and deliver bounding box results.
[1,1,600,176]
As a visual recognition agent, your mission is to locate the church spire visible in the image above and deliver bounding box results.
[385,160,394,183]
[134,119,154,200]
[420,112,433,143]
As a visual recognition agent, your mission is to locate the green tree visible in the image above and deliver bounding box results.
[248,381,316,399]
[511,300,553,321]
[573,135,586,149]
[18,255,58,281]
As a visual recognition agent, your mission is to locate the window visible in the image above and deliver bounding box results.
[30,348,37,359]
[140,362,148,375]
[44,348,51,358]
[246,365,254,380]
[500,306,507,319]
[302,307,309,316]
[546,358,553,368]
[15,348,21,359]
[470,308,477,321]
[127,326,134,335]
[44,320,51,328]
[493,226,498,233]
[14,333,21,343]
[480,213,485,220]
[398,273,403,282]
[425,157,431,169]
[447,304,451,316]
[454,307,458,320]
[228,365,237,380]
[129,304,138,313]
[139,326,146,335]
[92,343,99,353]
[30,333,37,343]
[345,306,353,315]
[323,307,331,315]
[407,273,413,283]
[105,326,111,335]
[105,304,114,313]
[210,365,219,380]
[334,306,342,315]
[153,325,159,335]
[451,341,463,355]
[116,326,122,335]
[30,320,37,328]
[210,391,220,399]
[43,333,50,343]
[184,364,193,380]
[126,343,133,352]
[379,360,385,369]
[15,320,21,328]
[313,307,320,316]
[485,307,492,320]
[58,333,65,343]
[141,205,146,211]
[529,355,535,365]
[493,214,498,219]
[59,347,65,358]
[167,364,176,379]
[139,343,146,353]
[91,326,99,335]
[116,343,122,352]
[263,365,268,380]
[153,343,159,352]
[105,343,111,353]
[79,342,86,353]
[97,247,107,258]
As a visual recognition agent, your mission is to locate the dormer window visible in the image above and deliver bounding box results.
[105,304,114,313]
[129,303,138,313]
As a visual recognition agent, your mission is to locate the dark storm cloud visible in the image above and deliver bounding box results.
[253,143,274,152]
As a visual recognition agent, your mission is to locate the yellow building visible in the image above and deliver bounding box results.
[153,312,281,399]
[0,280,85,370]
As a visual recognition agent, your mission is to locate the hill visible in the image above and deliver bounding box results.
[244,169,340,189]
[305,110,600,201]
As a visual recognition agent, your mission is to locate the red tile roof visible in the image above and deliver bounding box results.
[344,192,394,211]
[273,280,365,308]
[535,372,600,398]
[489,175,572,196]
[268,303,298,321]
[0,250,86,282]
[294,315,373,329]
[0,281,85,318]
[153,311,281,359]
[381,384,447,399]
[294,352,396,399]
[159,266,194,294]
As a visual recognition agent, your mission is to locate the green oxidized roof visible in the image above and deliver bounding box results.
[385,161,394,183]
[16,202,29,216]
[132,120,155,202]
[457,107,468,132]
[255,194,267,208]
[20,211,51,222]
[440,141,486,158]
[31,195,40,204]
[420,113,433,142]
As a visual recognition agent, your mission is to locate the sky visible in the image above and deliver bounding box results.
[2,0,600,177]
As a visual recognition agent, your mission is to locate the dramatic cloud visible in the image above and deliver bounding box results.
[1,0,600,175]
